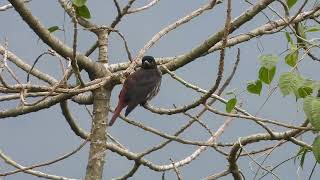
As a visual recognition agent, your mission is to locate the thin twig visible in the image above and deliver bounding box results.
[112,0,121,15]
[129,0,220,72]
[138,48,241,158]
[127,0,160,14]
[170,158,184,180]
[203,169,230,180]
[60,100,90,139]
[0,0,31,11]
[27,51,54,82]
[258,155,298,180]
[0,140,88,176]
[114,162,141,180]
[71,9,85,87]
[308,161,317,180]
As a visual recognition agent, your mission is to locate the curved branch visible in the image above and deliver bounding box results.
[107,7,320,74]
[0,149,76,180]
[138,51,241,157]
[84,0,136,56]
[0,140,88,177]
[60,100,90,139]
[0,45,57,84]
[7,0,97,74]
[227,121,309,179]
[126,0,221,72]
[205,105,312,130]
[114,162,141,180]
[72,93,93,104]
[0,92,57,102]
[0,93,73,118]
[105,114,228,173]
[203,169,230,180]
[127,0,160,14]
[0,73,116,95]
[0,0,30,11]
[114,112,215,146]
[141,0,229,117]
[206,7,320,54]
[164,0,277,71]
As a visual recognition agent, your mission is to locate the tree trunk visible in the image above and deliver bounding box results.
[85,86,111,180]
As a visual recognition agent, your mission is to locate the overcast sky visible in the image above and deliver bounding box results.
[1,0,320,180]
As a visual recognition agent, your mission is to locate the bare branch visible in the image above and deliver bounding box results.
[84,0,136,56]
[127,0,160,14]
[227,121,309,179]
[137,51,242,158]
[170,158,184,180]
[0,45,57,84]
[238,138,281,180]
[108,7,320,73]
[60,100,90,139]
[0,0,31,11]
[0,149,77,180]
[70,7,85,86]
[8,0,96,73]
[205,105,313,130]
[203,169,230,180]
[0,92,57,102]
[0,140,88,177]
[127,0,220,71]
[114,162,141,180]
[164,0,277,72]
[112,0,121,15]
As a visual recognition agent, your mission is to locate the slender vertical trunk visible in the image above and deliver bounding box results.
[85,86,111,180]
[85,29,111,180]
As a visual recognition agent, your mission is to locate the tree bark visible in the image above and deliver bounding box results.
[85,86,111,180]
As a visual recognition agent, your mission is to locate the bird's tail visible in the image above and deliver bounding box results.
[109,102,126,126]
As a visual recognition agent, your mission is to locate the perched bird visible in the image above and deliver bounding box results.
[109,56,162,126]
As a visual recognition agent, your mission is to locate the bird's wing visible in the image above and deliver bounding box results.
[125,69,161,104]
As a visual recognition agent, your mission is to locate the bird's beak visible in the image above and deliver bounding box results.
[144,61,151,66]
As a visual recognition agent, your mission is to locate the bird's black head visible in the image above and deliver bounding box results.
[142,56,157,69]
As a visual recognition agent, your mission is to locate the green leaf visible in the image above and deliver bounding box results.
[297,23,307,40]
[75,5,91,19]
[295,147,309,169]
[285,32,293,44]
[305,26,320,33]
[302,79,315,88]
[279,72,299,96]
[298,86,313,98]
[287,0,298,9]
[295,79,317,99]
[226,98,237,113]
[247,80,262,95]
[303,96,320,130]
[312,136,320,163]
[285,50,298,67]
[259,66,276,85]
[72,0,87,7]
[48,26,60,33]
[259,54,279,70]
[300,148,308,168]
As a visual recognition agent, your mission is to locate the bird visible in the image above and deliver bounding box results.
[109,56,162,126]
